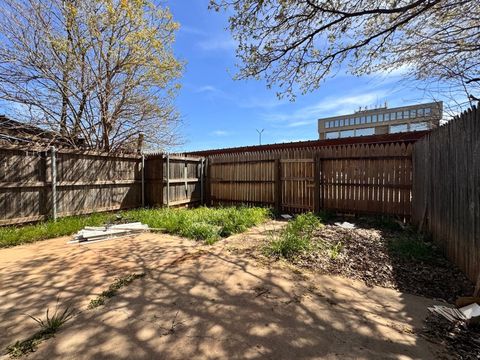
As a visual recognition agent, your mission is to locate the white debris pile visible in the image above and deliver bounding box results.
[429,302,480,325]
[334,221,356,229]
[70,222,150,244]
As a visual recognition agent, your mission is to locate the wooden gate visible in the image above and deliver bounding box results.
[280,159,315,213]
[145,154,205,207]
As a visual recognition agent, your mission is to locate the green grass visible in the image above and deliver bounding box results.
[265,213,322,259]
[387,235,437,262]
[124,206,271,244]
[6,300,73,357]
[0,212,115,248]
[0,206,271,248]
[89,273,145,309]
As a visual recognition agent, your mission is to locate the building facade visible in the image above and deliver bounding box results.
[318,101,442,140]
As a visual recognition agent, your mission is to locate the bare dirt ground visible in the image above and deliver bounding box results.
[0,221,446,359]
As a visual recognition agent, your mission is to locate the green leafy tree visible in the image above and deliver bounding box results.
[0,0,183,151]
[210,0,480,104]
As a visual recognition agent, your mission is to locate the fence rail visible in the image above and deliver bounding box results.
[412,105,480,284]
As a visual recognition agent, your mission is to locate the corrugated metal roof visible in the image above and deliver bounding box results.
[186,131,429,156]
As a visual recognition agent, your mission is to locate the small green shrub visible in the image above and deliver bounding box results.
[387,235,436,262]
[328,241,343,260]
[181,222,220,243]
[266,213,322,259]
[6,300,73,357]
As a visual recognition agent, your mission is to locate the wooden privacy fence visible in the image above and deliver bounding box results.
[412,105,480,284]
[0,141,414,226]
[208,142,413,217]
[0,146,142,225]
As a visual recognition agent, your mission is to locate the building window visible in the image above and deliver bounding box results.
[361,116,366,124]
[355,128,375,136]
[418,108,424,116]
[349,118,354,126]
[403,110,410,119]
[424,107,431,116]
[410,109,417,118]
[339,119,344,127]
[390,112,396,121]
[372,114,377,122]
[335,120,339,127]
[410,121,429,131]
[326,131,339,139]
[390,124,408,133]
[355,117,360,125]
[366,115,371,123]
[325,122,329,128]
[340,130,355,138]
[383,113,388,121]
[396,111,403,120]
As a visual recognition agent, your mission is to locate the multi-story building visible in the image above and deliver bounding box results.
[318,101,442,140]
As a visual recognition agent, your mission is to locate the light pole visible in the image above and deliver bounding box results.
[256,128,264,145]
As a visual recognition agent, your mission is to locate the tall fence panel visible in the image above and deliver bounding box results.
[209,157,276,207]
[54,150,142,217]
[412,106,480,284]
[0,147,47,224]
[320,143,412,216]
[0,146,142,225]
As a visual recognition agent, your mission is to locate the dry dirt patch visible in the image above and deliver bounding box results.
[0,221,445,359]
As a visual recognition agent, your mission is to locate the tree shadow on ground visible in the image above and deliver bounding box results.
[0,224,442,359]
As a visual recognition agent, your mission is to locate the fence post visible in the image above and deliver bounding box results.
[166,153,170,207]
[200,158,205,205]
[50,146,57,221]
[141,153,145,207]
[204,158,210,206]
[314,155,321,213]
[274,158,281,213]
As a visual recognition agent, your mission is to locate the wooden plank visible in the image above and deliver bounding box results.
[0,181,46,189]
[274,158,281,212]
[164,178,200,184]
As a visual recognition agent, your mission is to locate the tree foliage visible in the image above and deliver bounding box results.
[0,0,182,151]
[210,0,480,103]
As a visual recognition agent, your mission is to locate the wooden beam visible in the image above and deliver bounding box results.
[164,178,199,184]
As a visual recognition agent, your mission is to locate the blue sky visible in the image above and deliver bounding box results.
[170,1,439,152]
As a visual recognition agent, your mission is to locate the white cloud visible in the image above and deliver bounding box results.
[179,25,207,36]
[372,64,413,78]
[263,90,389,127]
[194,85,218,93]
[212,130,230,136]
[197,36,237,51]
